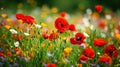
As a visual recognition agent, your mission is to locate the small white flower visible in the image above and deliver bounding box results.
[10,29,17,34]
[118,47,120,49]
[86,8,92,15]
[71,65,74,67]
[47,52,54,57]
[24,33,30,36]
[97,52,100,55]
[83,32,89,37]
[35,24,42,28]
[105,14,111,20]
[14,41,19,47]
[90,25,94,30]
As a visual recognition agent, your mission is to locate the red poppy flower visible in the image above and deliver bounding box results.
[79,55,88,63]
[98,21,106,29]
[24,15,35,24]
[60,12,66,17]
[47,63,56,67]
[75,33,85,44]
[69,24,76,31]
[104,44,118,58]
[98,55,112,64]
[16,14,36,24]
[48,33,58,41]
[70,32,85,45]
[95,5,102,13]
[16,35,23,41]
[16,13,26,22]
[55,18,69,33]
[14,47,20,52]
[83,48,95,58]
[42,33,49,39]
[94,38,107,47]
[0,52,4,57]
[70,38,77,44]
[16,13,24,19]
[7,51,11,56]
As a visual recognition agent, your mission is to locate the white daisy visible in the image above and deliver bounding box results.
[97,52,100,55]
[14,41,19,47]
[34,24,42,28]
[118,47,120,49]
[86,8,92,15]
[105,14,111,20]
[24,32,30,36]
[71,65,74,67]
[83,32,89,37]
[10,29,17,34]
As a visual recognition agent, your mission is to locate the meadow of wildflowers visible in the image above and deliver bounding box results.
[0,4,120,67]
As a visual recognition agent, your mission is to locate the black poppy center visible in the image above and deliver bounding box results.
[76,37,82,41]
[109,50,113,55]
[60,23,64,27]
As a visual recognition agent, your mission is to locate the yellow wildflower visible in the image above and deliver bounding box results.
[115,33,120,40]
[6,18,12,23]
[51,7,58,13]
[89,46,92,48]
[64,47,72,54]
[41,12,47,18]
[85,27,90,34]
[18,19,23,23]
[92,12,99,19]
[41,23,47,27]
[78,64,82,67]
[4,25,11,29]
[1,13,7,18]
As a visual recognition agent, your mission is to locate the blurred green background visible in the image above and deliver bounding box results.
[0,0,120,13]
